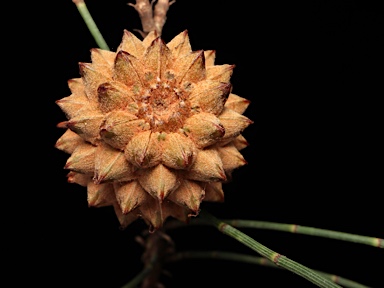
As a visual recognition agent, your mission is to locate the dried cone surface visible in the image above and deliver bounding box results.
[56,30,252,230]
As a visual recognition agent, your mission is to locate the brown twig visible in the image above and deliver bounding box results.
[128,0,154,36]
[128,0,175,37]
[153,0,175,36]
[135,230,175,288]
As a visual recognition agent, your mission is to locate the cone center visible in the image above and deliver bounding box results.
[138,81,190,132]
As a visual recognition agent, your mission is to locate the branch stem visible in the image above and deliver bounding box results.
[120,262,154,288]
[128,0,174,36]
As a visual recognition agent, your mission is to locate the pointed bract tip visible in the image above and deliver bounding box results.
[78,62,87,69]
[65,120,76,129]
[78,62,93,75]
[194,50,205,65]
[57,121,68,129]
[150,36,166,47]
[240,139,249,146]
[219,171,227,181]
[123,29,140,40]
[195,50,204,56]
[67,173,75,183]
[115,50,132,62]
[155,36,164,43]
[54,139,63,149]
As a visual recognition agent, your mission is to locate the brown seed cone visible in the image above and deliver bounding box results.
[56,30,252,229]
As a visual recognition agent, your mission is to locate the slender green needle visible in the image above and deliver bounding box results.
[199,210,342,288]
[165,218,383,249]
[221,220,383,248]
[73,0,110,50]
[167,251,370,288]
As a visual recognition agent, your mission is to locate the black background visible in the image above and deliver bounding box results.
[22,0,383,287]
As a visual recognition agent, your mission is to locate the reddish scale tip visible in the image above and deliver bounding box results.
[176,151,194,168]
[206,50,216,56]
[196,50,205,63]
[78,62,89,75]
[219,170,227,181]
[240,139,249,146]
[65,121,79,133]
[213,123,226,137]
[152,36,166,46]
[183,153,194,167]
[78,62,92,68]
[64,162,72,169]
[57,121,68,128]
[54,138,62,147]
[115,50,132,61]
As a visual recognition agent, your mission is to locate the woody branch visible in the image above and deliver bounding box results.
[128,0,175,36]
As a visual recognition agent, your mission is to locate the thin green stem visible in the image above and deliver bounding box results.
[199,210,341,288]
[73,0,110,50]
[167,251,369,288]
[166,218,383,249]
[221,220,383,248]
